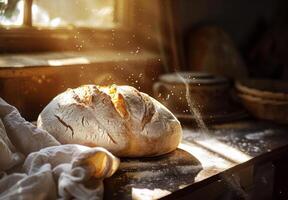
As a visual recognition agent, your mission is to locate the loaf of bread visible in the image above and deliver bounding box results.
[37,85,182,157]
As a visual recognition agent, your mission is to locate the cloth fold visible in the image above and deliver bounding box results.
[0,98,60,155]
[0,98,120,200]
[0,119,24,171]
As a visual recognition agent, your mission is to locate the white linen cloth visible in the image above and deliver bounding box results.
[0,98,119,200]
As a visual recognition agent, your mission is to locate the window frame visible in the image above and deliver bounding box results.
[0,0,153,53]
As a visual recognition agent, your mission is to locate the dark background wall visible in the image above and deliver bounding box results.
[177,0,288,79]
[179,0,285,48]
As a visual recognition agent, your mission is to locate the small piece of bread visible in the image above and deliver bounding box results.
[37,85,182,157]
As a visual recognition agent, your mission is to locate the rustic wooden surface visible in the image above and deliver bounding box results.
[104,119,288,200]
[104,149,202,200]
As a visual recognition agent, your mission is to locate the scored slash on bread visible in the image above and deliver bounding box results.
[37,84,182,157]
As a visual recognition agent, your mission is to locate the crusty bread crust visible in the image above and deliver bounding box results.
[37,85,182,157]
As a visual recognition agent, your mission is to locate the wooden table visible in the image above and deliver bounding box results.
[104,119,288,200]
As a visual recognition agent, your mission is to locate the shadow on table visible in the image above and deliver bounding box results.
[104,148,202,200]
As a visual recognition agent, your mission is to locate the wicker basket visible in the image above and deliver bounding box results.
[236,80,288,124]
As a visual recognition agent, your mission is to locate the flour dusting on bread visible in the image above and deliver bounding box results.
[37,85,182,157]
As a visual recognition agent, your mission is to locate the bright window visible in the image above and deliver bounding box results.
[0,0,159,53]
[33,0,115,28]
[0,0,115,27]
[0,0,24,26]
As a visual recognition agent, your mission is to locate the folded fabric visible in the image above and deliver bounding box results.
[0,145,119,200]
[0,98,120,200]
[0,119,24,171]
[0,98,60,155]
